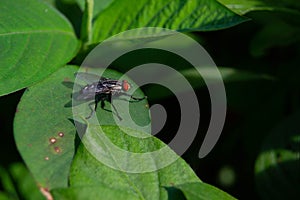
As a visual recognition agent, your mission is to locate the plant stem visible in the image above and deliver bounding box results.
[81,0,94,49]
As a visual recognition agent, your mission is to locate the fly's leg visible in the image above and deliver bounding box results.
[86,95,101,119]
[131,95,147,100]
[100,100,105,110]
[110,102,122,121]
[107,95,122,121]
[86,101,97,119]
[85,95,122,120]
[119,92,147,101]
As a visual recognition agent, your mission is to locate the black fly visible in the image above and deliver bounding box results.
[75,72,146,120]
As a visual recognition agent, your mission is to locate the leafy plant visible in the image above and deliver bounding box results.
[0,0,299,199]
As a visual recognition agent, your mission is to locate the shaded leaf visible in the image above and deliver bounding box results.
[255,111,300,200]
[0,163,45,200]
[13,66,79,189]
[70,125,201,199]
[217,0,300,15]
[0,193,10,200]
[173,182,237,200]
[13,65,150,190]
[250,19,300,57]
[145,66,274,100]
[0,166,18,199]
[9,163,45,200]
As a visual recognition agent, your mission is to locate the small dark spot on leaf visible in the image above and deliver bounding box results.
[49,137,56,144]
[64,77,70,82]
[54,147,61,153]
[28,144,32,147]
[58,132,64,137]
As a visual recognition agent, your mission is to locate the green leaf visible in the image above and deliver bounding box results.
[69,125,201,199]
[13,66,79,189]
[0,193,10,200]
[172,182,237,200]
[92,0,248,43]
[0,166,18,199]
[8,163,45,200]
[249,19,300,57]
[255,111,300,200]
[145,66,274,100]
[0,163,45,200]
[0,0,79,96]
[13,65,150,190]
[217,0,300,15]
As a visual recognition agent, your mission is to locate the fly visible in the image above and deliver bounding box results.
[75,72,146,120]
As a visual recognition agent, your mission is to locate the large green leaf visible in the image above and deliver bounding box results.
[0,166,18,199]
[13,66,78,190]
[67,125,201,199]
[52,186,140,200]
[255,111,300,199]
[92,0,248,43]
[13,65,150,190]
[0,163,45,200]
[0,0,79,96]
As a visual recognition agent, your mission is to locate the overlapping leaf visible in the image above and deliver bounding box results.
[217,0,300,15]
[67,126,201,199]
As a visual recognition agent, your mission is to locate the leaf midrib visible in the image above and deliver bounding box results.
[0,30,75,37]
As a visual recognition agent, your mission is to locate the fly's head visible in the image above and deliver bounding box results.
[111,80,131,92]
[122,80,131,92]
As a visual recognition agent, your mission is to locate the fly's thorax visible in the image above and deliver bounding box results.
[107,80,130,92]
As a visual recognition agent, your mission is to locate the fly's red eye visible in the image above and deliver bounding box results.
[122,80,130,91]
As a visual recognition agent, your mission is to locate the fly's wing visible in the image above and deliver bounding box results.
[75,72,108,84]
[75,83,98,101]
